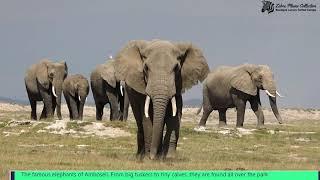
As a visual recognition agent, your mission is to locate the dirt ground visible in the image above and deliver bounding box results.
[1,102,319,125]
[1,102,319,143]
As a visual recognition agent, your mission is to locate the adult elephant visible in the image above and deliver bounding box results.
[114,39,209,160]
[63,74,89,120]
[25,59,68,120]
[195,64,283,130]
[90,59,129,121]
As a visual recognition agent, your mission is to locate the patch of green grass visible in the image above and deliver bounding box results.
[66,121,92,131]
[0,122,7,128]
[104,120,129,128]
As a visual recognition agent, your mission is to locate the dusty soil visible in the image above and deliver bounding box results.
[1,102,319,137]
[182,107,320,125]
[0,103,132,138]
[1,102,319,124]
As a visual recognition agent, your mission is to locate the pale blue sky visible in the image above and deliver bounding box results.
[0,0,319,108]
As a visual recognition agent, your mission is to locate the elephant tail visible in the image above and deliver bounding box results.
[196,102,203,115]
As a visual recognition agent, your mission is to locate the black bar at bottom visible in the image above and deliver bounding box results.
[10,171,15,180]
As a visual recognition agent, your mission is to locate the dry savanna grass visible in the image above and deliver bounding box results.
[0,102,319,179]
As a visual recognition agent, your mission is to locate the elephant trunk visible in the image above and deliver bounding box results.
[269,96,283,124]
[264,81,283,124]
[77,87,88,120]
[78,99,85,120]
[52,80,63,120]
[149,95,169,160]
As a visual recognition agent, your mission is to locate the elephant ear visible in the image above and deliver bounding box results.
[100,60,117,88]
[176,42,210,93]
[60,60,68,78]
[230,64,258,96]
[114,40,148,94]
[36,59,51,89]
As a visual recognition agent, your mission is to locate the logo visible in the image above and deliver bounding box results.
[261,0,275,14]
[260,1,317,13]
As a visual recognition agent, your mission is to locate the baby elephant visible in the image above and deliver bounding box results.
[195,64,283,130]
[63,74,89,120]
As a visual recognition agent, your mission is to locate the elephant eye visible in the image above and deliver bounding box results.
[177,54,183,61]
[49,72,54,78]
[141,54,147,60]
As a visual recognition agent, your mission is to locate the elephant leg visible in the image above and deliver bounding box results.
[76,102,80,120]
[29,98,37,120]
[127,87,145,160]
[235,100,246,127]
[198,88,213,127]
[109,103,113,121]
[108,102,118,121]
[52,98,57,117]
[198,106,213,127]
[163,115,180,159]
[163,95,182,159]
[40,105,47,119]
[26,89,37,120]
[218,108,227,127]
[39,89,53,119]
[69,97,79,120]
[106,91,120,121]
[142,114,152,156]
[95,102,104,121]
[65,95,73,119]
[130,100,145,159]
[122,89,129,121]
[249,98,265,128]
[141,95,152,156]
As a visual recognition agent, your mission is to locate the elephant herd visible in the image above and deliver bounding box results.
[24,39,283,160]
[25,58,128,121]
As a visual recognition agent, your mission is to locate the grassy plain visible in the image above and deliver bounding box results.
[0,103,319,179]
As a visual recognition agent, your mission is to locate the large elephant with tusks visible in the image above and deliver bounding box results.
[195,64,283,131]
[114,39,209,160]
[25,59,68,120]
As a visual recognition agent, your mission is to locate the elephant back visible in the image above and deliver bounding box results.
[91,60,117,88]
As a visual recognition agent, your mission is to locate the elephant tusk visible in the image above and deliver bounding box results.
[276,91,284,98]
[52,86,58,98]
[85,97,87,102]
[78,96,81,101]
[171,96,177,117]
[120,85,123,96]
[265,90,275,98]
[144,95,150,118]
